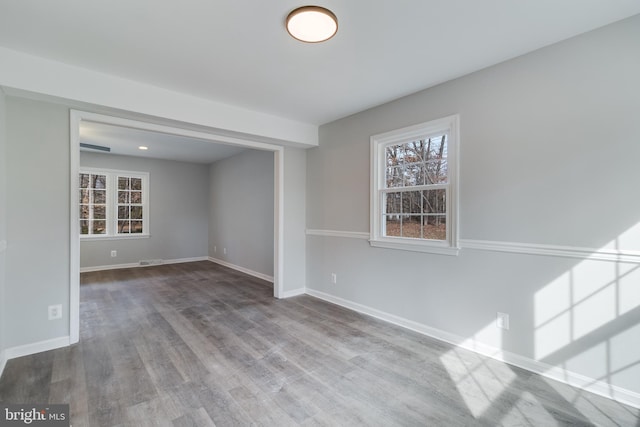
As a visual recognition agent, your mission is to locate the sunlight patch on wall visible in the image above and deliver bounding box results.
[534,256,640,360]
[601,221,640,252]
[619,263,640,315]
[610,323,640,392]
[533,221,640,406]
[534,272,571,359]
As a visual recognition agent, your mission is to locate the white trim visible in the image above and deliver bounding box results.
[460,239,640,264]
[305,230,640,264]
[280,288,307,298]
[70,111,80,344]
[370,115,460,255]
[305,289,640,409]
[208,257,274,283]
[79,256,209,273]
[306,229,369,239]
[0,350,6,379]
[4,336,70,361]
[274,147,285,298]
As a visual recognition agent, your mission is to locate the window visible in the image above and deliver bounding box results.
[79,168,149,238]
[370,115,459,255]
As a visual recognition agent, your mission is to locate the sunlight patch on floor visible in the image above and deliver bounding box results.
[440,321,515,418]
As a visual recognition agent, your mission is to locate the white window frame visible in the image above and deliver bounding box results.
[370,114,460,255]
[79,167,150,240]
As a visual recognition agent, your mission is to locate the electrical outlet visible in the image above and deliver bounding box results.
[214,246,217,253]
[496,312,510,330]
[48,304,63,320]
[223,248,227,255]
[110,250,117,257]
[331,273,337,284]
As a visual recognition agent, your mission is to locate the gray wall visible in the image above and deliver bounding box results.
[0,90,7,357]
[80,152,209,268]
[5,96,70,348]
[307,15,640,395]
[209,149,274,278]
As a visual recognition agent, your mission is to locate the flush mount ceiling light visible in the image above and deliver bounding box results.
[138,146,148,150]
[286,6,338,43]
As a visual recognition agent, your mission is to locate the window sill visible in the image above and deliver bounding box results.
[369,237,460,256]
[80,234,150,241]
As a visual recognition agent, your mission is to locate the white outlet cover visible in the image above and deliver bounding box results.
[48,304,63,320]
[496,312,510,330]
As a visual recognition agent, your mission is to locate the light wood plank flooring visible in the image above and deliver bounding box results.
[1,261,638,426]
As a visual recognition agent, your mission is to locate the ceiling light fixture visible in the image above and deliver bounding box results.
[286,6,338,43]
[138,146,148,150]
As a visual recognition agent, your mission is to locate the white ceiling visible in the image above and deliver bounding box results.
[79,121,247,164]
[1,1,639,127]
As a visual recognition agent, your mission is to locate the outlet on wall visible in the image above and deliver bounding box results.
[496,312,510,330]
[331,273,337,284]
[110,250,117,258]
[214,246,217,253]
[223,248,227,255]
[48,304,63,320]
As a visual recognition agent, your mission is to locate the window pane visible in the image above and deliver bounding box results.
[79,189,89,204]
[386,145,402,166]
[404,163,421,186]
[118,220,130,233]
[424,215,446,240]
[92,190,106,204]
[118,177,130,190]
[92,175,106,189]
[425,160,448,184]
[426,135,447,160]
[404,191,422,214]
[131,206,143,220]
[118,206,130,219]
[80,220,89,234]
[131,178,142,191]
[92,220,106,234]
[79,174,90,188]
[402,216,422,238]
[118,191,129,203]
[94,205,106,220]
[385,216,401,237]
[130,191,142,204]
[80,205,89,220]
[385,192,401,214]
[422,189,446,214]
[386,166,403,188]
[130,221,143,233]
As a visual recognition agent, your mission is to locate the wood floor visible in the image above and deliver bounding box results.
[0,262,638,426]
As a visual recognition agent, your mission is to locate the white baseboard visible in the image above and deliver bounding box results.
[305,288,640,409]
[280,288,306,299]
[4,336,70,361]
[80,256,209,273]
[207,257,274,283]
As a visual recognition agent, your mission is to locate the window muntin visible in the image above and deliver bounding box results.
[370,115,459,255]
[79,168,148,238]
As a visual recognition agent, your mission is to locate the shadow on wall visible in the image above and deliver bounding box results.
[439,221,640,425]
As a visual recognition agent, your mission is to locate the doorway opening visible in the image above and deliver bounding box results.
[69,110,284,344]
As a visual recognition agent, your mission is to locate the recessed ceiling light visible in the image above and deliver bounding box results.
[138,146,148,150]
[286,6,338,43]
